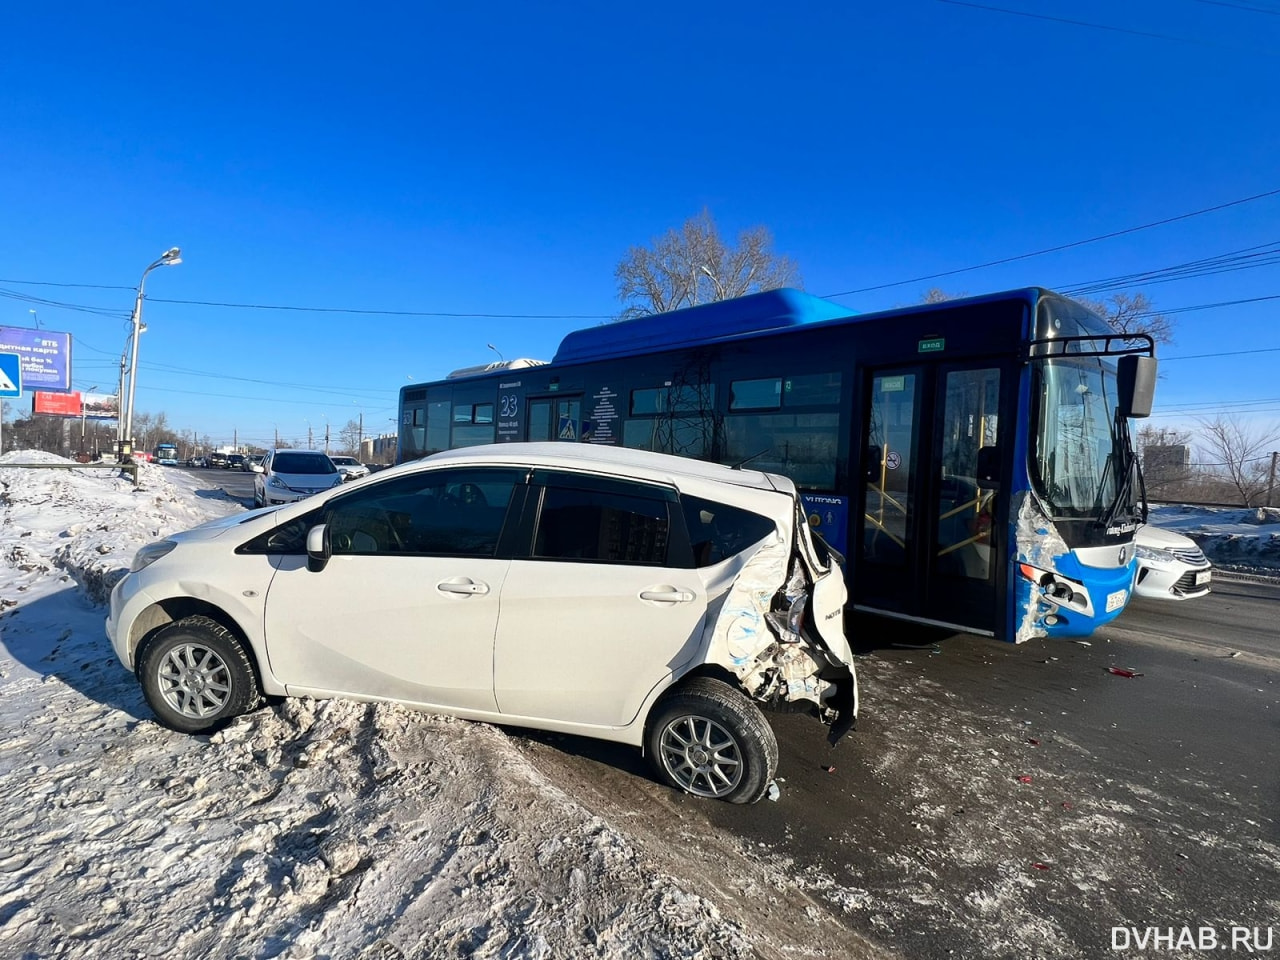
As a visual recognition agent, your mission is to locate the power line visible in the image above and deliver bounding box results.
[148,297,614,320]
[1193,0,1280,15]
[821,186,1280,299]
[0,277,134,291]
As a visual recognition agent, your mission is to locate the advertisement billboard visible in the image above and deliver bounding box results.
[33,391,82,417]
[31,391,119,420]
[82,392,119,420]
[0,326,73,393]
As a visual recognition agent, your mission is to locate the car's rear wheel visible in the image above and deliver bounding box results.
[645,677,778,804]
[137,615,261,733]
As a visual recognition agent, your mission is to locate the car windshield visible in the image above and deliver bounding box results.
[273,453,337,475]
[332,457,357,466]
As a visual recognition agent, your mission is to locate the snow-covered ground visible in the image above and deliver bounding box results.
[0,452,884,960]
[3,451,1275,959]
[1146,503,1280,575]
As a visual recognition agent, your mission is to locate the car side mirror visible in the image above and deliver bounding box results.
[306,523,330,572]
[976,445,1000,489]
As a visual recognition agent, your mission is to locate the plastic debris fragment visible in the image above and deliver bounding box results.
[1032,862,1050,871]
[1027,738,1041,746]
[1072,640,1091,647]
[1017,775,1033,784]
[824,765,836,774]
[1107,667,1143,678]
[767,781,780,802]
[1061,801,1073,810]
[1228,651,1242,658]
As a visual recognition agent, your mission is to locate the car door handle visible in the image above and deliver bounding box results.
[437,578,490,596]
[639,588,696,603]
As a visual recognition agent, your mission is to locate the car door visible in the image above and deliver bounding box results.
[492,470,708,728]
[261,467,526,712]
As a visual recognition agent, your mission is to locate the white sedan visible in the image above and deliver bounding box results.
[329,455,370,481]
[1133,524,1212,601]
[107,443,857,804]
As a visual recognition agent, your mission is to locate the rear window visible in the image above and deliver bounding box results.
[681,495,777,567]
[273,453,337,475]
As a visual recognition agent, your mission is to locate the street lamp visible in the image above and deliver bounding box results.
[81,385,98,451]
[120,247,181,460]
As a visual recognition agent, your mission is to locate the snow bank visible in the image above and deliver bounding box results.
[1147,504,1280,574]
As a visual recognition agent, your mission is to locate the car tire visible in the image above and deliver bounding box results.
[645,676,778,804]
[253,485,264,508]
[137,615,261,734]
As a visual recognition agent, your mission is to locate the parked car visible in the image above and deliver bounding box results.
[1133,524,1212,601]
[209,452,229,469]
[227,454,246,471]
[252,449,343,507]
[329,455,370,481]
[107,443,856,803]
[243,454,265,473]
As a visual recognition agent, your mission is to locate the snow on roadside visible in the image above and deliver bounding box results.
[1147,503,1280,574]
[0,453,859,960]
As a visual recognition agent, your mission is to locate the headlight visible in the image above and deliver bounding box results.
[1135,544,1175,563]
[131,540,177,573]
[268,476,288,489]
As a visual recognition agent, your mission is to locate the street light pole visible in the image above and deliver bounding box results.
[81,385,98,451]
[121,247,181,460]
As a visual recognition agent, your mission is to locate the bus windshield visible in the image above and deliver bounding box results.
[1032,356,1124,519]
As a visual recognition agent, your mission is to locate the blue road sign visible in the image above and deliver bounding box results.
[0,351,22,398]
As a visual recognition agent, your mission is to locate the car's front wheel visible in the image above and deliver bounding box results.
[137,615,261,733]
[645,677,778,804]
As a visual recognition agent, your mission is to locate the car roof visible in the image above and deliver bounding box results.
[408,442,791,495]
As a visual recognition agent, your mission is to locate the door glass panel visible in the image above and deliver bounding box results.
[862,374,917,565]
[935,369,1000,580]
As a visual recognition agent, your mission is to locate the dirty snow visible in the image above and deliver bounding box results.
[1147,503,1280,574]
[0,452,883,960]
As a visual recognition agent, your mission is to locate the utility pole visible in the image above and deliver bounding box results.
[1268,451,1278,508]
[358,411,363,455]
[116,353,128,456]
[308,424,313,450]
[324,420,330,455]
[233,427,238,452]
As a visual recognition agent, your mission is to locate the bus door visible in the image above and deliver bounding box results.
[526,395,584,442]
[854,363,1008,636]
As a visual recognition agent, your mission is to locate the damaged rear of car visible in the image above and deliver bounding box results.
[646,476,857,803]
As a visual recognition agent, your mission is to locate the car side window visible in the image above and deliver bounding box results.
[324,467,524,557]
[531,473,677,566]
[680,494,777,567]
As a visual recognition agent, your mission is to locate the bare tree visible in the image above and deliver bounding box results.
[1075,292,1175,346]
[1195,414,1280,506]
[920,288,968,303]
[614,209,801,320]
[337,419,363,456]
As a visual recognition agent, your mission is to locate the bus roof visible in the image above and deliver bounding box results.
[552,287,852,365]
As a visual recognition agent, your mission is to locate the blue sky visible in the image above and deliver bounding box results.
[1,1,1278,451]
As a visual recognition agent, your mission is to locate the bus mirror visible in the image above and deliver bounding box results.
[976,446,1000,489]
[1117,355,1156,419]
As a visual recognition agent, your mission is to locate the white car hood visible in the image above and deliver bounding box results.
[1135,524,1197,551]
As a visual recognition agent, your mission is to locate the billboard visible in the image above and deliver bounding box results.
[82,392,119,420]
[0,326,73,393]
[31,391,119,420]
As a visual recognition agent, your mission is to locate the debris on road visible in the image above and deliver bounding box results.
[1027,738,1041,746]
[767,781,781,802]
[1032,862,1051,871]
[1107,666,1143,678]
[1017,775,1033,784]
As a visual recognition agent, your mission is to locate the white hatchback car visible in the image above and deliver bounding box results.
[253,449,343,507]
[1133,524,1212,600]
[108,443,856,803]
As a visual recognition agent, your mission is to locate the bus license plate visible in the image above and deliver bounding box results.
[1106,590,1127,612]
[1195,570,1211,586]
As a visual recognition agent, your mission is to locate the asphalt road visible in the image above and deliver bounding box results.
[186,464,1279,958]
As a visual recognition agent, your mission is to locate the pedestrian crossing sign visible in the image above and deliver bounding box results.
[558,416,577,440]
[0,352,21,398]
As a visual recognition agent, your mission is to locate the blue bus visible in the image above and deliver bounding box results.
[153,442,179,466]
[397,288,1156,644]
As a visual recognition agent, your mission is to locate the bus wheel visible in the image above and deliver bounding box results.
[646,677,778,804]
